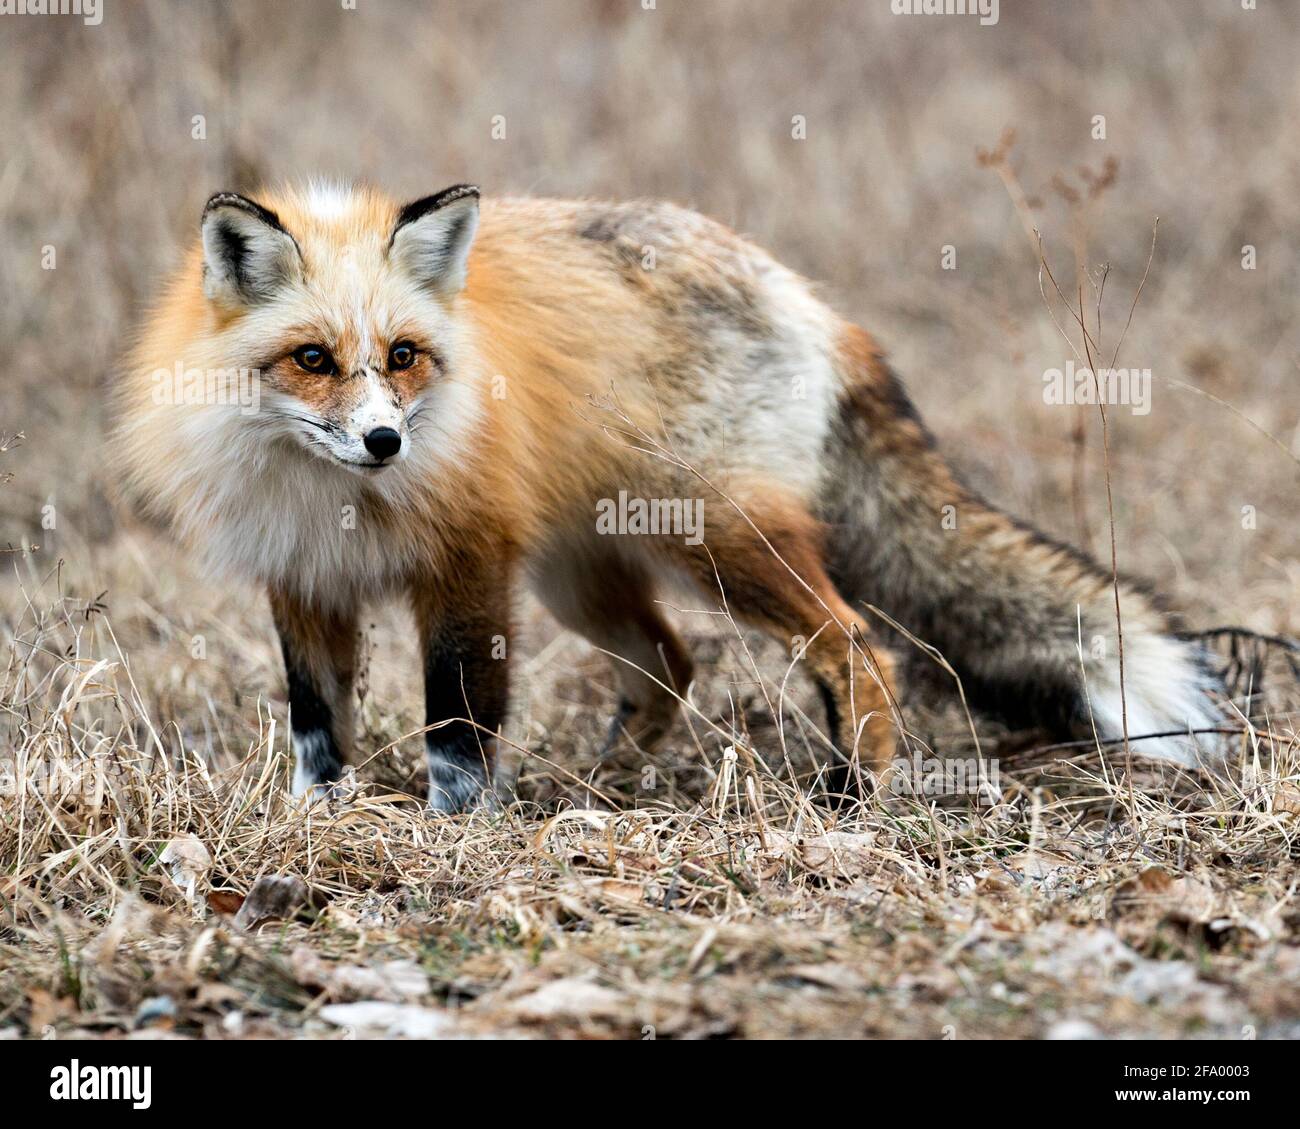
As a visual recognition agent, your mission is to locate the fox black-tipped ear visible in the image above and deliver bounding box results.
[388,184,480,295]
[201,192,301,307]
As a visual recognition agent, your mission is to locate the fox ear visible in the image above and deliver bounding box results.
[201,193,300,307]
[389,185,480,295]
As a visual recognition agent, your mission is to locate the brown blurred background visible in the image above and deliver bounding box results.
[1,0,1296,785]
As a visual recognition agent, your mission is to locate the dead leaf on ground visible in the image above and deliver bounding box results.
[799,831,879,879]
[1274,783,1300,817]
[159,834,212,905]
[570,876,647,907]
[28,988,78,1033]
[505,977,627,1023]
[784,963,868,992]
[1112,867,1219,925]
[207,890,245,916]
[318,1001,461,1039]
[290,946,429,1003]
[233,875,315,931]
[1000,851,1079,882]
[81,896,166,966]
[194,982,245,1009]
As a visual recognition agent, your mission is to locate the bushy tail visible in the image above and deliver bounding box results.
[822,330,1226,768]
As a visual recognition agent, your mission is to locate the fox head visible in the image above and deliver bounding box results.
[197,182,480,475]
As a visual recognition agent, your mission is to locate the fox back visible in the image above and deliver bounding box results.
[117,181,1225,808]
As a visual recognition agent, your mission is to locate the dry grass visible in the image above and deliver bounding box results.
[2,560,1298,1039]
[2,0,1299,1038]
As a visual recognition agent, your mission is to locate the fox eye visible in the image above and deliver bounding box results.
[292,345,335,374]
[388,342,416,370]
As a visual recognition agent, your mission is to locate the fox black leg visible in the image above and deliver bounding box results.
[412,565,512,813]
[269,587,359,800]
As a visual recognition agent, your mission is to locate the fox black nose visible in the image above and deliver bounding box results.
[363,427,402,460]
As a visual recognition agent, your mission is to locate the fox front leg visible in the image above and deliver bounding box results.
[411,565,512,813]
[269,588,360,799]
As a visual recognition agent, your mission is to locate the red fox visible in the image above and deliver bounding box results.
[115,182,1225,810]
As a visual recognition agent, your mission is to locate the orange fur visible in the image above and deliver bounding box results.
[114,181,1223,806]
